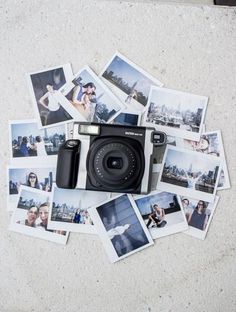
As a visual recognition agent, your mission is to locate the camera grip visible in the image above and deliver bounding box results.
[56,140,81,189]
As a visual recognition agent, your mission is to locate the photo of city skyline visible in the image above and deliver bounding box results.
[11,121,66,157]
[50,187,108,224]
[160,147,221,194]
[102,54,162,107]
[17,188,49,210]
[146,87,207,135]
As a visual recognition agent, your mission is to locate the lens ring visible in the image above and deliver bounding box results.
[86,137,145,190]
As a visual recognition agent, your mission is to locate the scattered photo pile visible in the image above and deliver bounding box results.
[6,52,230,261]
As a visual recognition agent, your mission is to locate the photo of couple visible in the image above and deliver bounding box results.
[10,186,68,243]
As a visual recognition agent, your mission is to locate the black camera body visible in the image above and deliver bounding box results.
[56,122,166,194]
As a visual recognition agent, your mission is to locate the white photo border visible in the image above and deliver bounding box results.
[157,145,222,203]
[88,194,154,263]
[9,185,69,245]
[143,86,208,141]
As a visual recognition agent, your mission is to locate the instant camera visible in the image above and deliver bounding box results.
[56,122,166,195]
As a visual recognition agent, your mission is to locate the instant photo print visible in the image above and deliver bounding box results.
[26,64,74,128]
[9,119,67,164]
[57,66,126,124]
[144,86,208,141]
[88,194,154,263]
[157,145,222,202]
[133,191,188,239]
[9,186,69,245]
[56,122,166,194]
[100,52,163,113]
[7,162,56,211]
[48,185,110,234]
[180,195,219,240]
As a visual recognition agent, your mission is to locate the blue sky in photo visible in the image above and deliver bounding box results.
[150,88,206,112]
[104,55,158,97]
[135,192,177,215]
[53,187,108,209]
[19,189,49,207]
[9,168,56,184]
[11,122,41,140]
[165,149,220,173]
[43,124,65,136]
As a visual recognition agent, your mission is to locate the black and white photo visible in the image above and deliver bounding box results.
[88,194,153,262]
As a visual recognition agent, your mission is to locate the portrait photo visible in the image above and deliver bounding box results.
[60,66,125,123]
[144,86,208,141]
[134,191,187,239]
[48,186,110,234]
[9,186,69,244]
[27,64,74,127]
[180,196,219,240]
[7,164,56,211]
[157,145,221,202]
[100,52,163,112]
[88,194,153,263]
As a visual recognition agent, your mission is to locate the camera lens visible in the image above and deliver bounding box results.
[107,157,123,169]
[86,137,145,191]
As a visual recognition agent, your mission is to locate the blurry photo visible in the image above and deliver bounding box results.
[100,52,163,112]
[9,120,66,161]
[111,111,141,126]
[7,164,56,211]
[144,87,208,141]
[59,66,125,123]
[27,64,74,127]
[134,191,187,239]
[9,186,69,244]
[176,130,230,190]
[48,186,110,234]
[88,194,153,263]
[180,196,219,240]
[158,146,221,202]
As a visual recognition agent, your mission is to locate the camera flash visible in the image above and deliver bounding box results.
[79,124,100,135]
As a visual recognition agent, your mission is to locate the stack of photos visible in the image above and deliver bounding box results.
[6,53,230,260]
